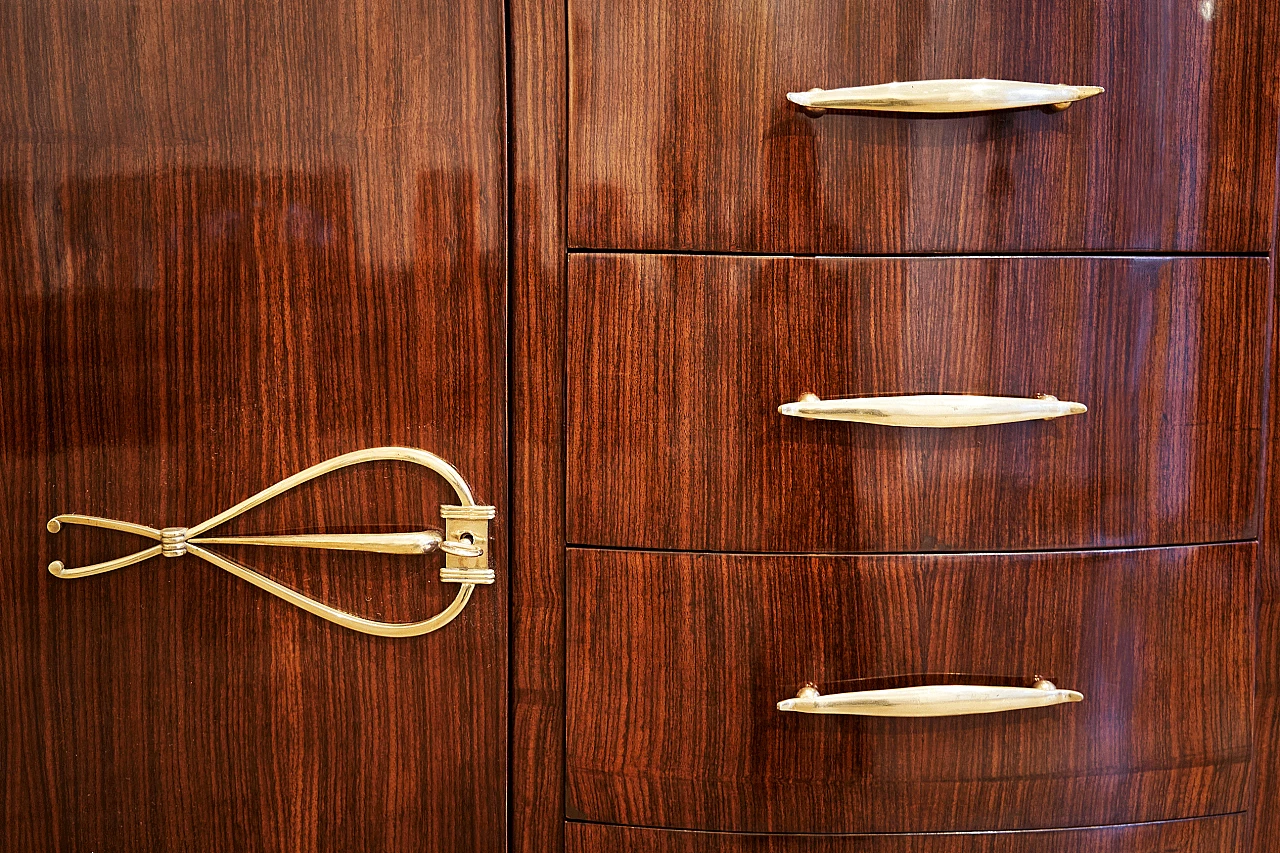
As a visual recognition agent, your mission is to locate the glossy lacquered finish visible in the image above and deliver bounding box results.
[567,254,1266,554]
[509,0,571,847]
[566,545,1253,833]
[569,0,1278,253]
[1253,128,1280,853]
[566,815,1245,853]
[0,0,506,850]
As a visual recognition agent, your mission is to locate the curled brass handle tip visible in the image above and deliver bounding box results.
[44,447,496,637]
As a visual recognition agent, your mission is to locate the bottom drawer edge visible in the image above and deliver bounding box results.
[565,814,1244,853]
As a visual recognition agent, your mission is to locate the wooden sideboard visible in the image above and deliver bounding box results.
[2,0,1278,850]
[515,0,1280,851]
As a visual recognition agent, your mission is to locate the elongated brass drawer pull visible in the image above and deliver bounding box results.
[778,679,1083,717]
[45,447,496,637]
[778,393,1086,428]
[788,78,1104,114]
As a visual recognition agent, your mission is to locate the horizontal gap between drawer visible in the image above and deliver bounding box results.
[563,810,1248,838]
[564,538,1258,559]
[566,248,1270,261]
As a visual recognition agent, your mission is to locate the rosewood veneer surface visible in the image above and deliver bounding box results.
[566,815,1246,853]
[567,545,1253,833]
[567,254,1266,553]
[569,0,1279,253]
[0,0,508,849]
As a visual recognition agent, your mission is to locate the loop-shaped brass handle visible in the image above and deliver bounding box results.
[45,447,496,637]
[777,679,1083,717]
[787,78,1103,114]
[778,393,1086,428]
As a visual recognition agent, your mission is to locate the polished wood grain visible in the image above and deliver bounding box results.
[567,815,1245,853]
[569,0,1279,253]
[0,1,507,850]
[509,0,569,847]
[566,546,1253,833]
[567,254,1266,553]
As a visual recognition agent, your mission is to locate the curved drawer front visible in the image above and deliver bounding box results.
[566,254,1266,553]
[569,0,1278,253]
[566,815,1244,853]
[566,545,1253,833]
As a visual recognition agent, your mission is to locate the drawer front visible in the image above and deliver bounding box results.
[568,0,1278,254]
[566,815,1244,853]
[566,546,1253,833]
[566,255,1266,553]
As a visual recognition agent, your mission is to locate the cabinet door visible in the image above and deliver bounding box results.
[0,1,506,850]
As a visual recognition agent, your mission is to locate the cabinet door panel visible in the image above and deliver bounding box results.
[0,1,506,850]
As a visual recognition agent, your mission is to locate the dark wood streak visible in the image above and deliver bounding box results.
[566,253,1267,554]
[566,815,1246,853]
[568,0,1279,254]
[0,1,507,850]
[566,545,1254,833]
[1248,73,1280,853]
[508,0,568,847]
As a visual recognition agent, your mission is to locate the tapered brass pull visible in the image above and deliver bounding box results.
[778,679,1083,717]
[788,78,1103,114]
[188,531,482,558]
[779,393,1086,428]
[46,447,496,637]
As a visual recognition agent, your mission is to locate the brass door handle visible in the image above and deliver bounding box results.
[787,78,1103,114]
[45,447,496,637]
[778,393,1086,428]
[778,680,1083,717]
